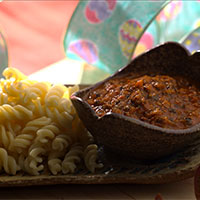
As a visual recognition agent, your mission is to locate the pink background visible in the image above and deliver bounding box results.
[0,1,78,75]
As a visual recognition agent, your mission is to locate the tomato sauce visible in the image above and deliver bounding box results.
[86,74,200,129]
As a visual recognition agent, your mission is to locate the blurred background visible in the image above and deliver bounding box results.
[1,1,200,84]
[0,1,78,75]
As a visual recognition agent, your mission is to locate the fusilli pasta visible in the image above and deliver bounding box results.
[62,143,83,174]
[0,148,19,175]
[0,67,102,175]
[48,151,66,175]
[84,144,103,173]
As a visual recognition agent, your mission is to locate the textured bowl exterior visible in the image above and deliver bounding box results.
[71,42,200,161]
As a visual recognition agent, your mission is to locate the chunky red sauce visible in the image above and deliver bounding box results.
[86,74,200,129]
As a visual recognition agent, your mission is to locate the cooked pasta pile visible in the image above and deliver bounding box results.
[0,67,103,175]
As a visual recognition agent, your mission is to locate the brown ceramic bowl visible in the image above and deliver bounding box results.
[71,42,200,161]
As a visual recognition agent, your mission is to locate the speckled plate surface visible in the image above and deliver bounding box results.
[0,138,200,187]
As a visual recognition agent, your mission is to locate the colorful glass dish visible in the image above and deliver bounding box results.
[64,0,200,80]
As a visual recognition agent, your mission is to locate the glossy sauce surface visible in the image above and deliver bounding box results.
[86,74,200,129]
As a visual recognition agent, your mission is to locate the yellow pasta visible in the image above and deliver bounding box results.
[26,143,48,175]
[24,82,51,104]
[2,67,27,82]
[0,104,33,122]
[20,155,43,176]
[0,92,8,106]
[1,80,22,97]
[29,145,46,163]
[35,124,59,144]
[0,148,19,175]
[45,106,74,128]
[84,144,104,173]
[45,84,67,107]
[21,117,52,135]
[52,134,72,152]
[0,124,14,150]
[13,134,34,153]
[48,158,62,175]
[62,143,83,174]
[48,151,66,175]
[0,67,103,175]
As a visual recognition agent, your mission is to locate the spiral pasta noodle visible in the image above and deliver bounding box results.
[62,143,83,174]
[0,148,19,175]
[84,144,103,173]
[23,82,51,104]
[0,67,103,175]
[21,117,52,135]
[45,106,74,128]
[48,151,66,175]
[45,84,67,107]
[19,154,43,176]
[1,80,22,98]
[13,117,52,153]
[52,134,72,152]
[0,104,33,122]
[2,67,27,82]
[48,158,62,175]
[25,142,48,175]
[35,124,59,144]
[0,124,14,150]
[0,92,8,106]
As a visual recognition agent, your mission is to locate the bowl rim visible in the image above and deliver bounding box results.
[71,41,200,135]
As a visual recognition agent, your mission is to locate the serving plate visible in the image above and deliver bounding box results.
[0,135,200,187]
[0,84,199,187]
